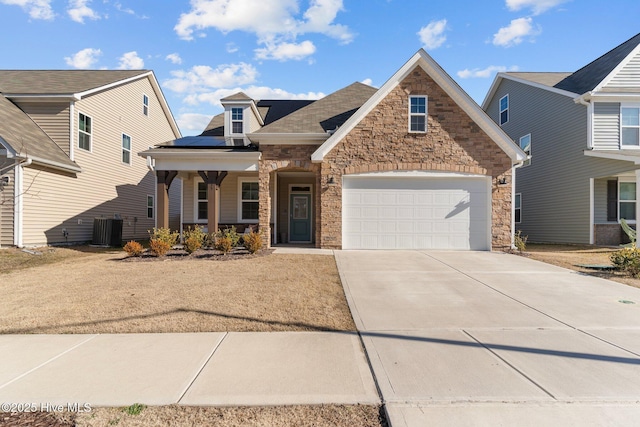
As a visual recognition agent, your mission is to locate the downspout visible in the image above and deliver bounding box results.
[576,93,593,149]
[13,157,32,248]
[511,160,525,249]
[69,101,75,161]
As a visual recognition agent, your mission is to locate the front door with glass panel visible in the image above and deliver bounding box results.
[289,192,311,242]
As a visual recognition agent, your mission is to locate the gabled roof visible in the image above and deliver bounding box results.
[254,82,377,135]
[220,92,253,101]
[0,94,80,172]
[312,49,527,163]
[0,70,149,95]
[505,72,572,87]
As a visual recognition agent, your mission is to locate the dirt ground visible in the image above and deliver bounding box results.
[523,243,640,289]
[0,247,355,333]
[1,405,388,427]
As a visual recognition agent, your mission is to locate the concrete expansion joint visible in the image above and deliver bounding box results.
[177,332,229,404]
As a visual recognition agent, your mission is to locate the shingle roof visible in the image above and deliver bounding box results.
[220,92,253,101]
[553,33,640,94]
[0,70,148,95]
[255,82,377,134]
[0,94,79,170]
[504,72,572,87]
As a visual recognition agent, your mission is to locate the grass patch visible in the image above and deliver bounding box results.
[0,246,118,274]
[124,403,146,416]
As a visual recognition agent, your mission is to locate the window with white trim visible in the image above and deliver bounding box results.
[499,94,509,126]
[122,134,131,164]
[520,134,531,167]
[621,106,640,147]
[231,107,243,134]
[409,96,427,133]
[238,178,259,222]
[514,193,521,223]
[143,94,149,116]
[197,182,208,221]
[78,112,92,151]
[619,181,636,221]
[147,195,154,219]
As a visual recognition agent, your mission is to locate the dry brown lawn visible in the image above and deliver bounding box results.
[524,243,640,289]
[0,248,355,334]
[2,405,388,427]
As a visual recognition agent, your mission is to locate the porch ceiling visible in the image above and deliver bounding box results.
[584,150,640,165]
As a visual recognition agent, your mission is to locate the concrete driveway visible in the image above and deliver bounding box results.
[335,250,640,427]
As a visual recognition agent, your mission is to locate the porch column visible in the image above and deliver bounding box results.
[258,165,271,247]
[636,170,640,243]
[156,170,177,229]
[198,171,227,233]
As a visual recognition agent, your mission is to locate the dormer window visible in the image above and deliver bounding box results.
[231,107,243,134]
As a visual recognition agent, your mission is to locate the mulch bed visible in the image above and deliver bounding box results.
[120,247,274,262]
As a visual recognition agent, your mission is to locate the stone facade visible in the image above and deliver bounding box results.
[320,65,514,250]
[258,145,321,247]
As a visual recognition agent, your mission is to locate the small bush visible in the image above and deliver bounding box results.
[123,240,144,257]
[611,247,640,277]
[183,225,206,254]
[124,403,146,416]
[149,239,171,257]
[148,227,178,247]
[214,236,234,255]
[243,231,262,254]
[514,230,528,253]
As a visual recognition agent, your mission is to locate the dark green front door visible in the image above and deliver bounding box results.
[290,193,311,242]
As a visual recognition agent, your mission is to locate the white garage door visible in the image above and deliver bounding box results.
[342,175,491,250]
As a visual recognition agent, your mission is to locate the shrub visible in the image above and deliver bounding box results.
[243,231,262,254]
[183,225,206,254]
[148,227,179,247]
[149,239,171,257]
[123,240,144,257]
[214,236,234,255]
[216,226,240,247]
[514,230,528,253]
[610,247,640,277]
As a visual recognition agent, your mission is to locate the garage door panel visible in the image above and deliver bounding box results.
[343,176,490,250]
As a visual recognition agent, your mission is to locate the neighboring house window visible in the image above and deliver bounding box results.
[499,94,509,126]
[409,96,427,133]
[238,178,259,222]
[231,107,243,134]
[515,193,521,223]
[520,134,531,166]
[122,134,132,164]
[147,195,154,219]
[143,94,149,116]
[621,106,640,147]
[197,182,207,221]
[619,181,636,221]
[78,112,92,151]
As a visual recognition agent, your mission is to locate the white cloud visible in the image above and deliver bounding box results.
[117,51,144,69]
[417,19,448,50]
[67,0,100,23]
[255,40,316,61]
[226,43,239,53]
[174,0,353,61]
[176,113,213,135]
[164,63,259,93]
[361,78,373,86]
[457,65,519,79]
[183,86,324,108]
[506,0,568,15]
[64,47,102,68]
[493,17,539,47]
[1,0,54,20]
[166,53,182,64]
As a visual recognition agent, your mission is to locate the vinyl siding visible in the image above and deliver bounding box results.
[14,102,71,156]
[603,50,640,89]
[593,103,620,149]
[0,165,14,247]
[20,76,179,245]
[182,172,258,229]
[593,178,609,223]
[486,79,636,244]
[168,178,181,231]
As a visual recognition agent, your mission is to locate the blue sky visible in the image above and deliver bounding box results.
[1,0,639,136]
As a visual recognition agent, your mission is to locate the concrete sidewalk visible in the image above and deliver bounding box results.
[336,250,640,427]
[0,332,379,407]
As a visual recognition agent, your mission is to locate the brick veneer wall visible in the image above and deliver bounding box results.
[258,145,322,247]
[321,65,514,250]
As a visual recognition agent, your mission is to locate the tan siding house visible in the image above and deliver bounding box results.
[0,70,181,247]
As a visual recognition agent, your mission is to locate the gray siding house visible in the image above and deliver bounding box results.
[483,33,640,245]
[0,70,181,247]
